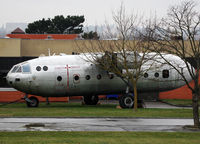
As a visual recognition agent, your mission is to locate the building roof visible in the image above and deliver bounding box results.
[6,34,79,40]
[11,28,25,34]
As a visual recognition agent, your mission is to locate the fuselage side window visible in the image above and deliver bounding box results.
[57,76,62,81]
[154,72,159,78]
[85,75,91,80]
[43,66,48,71]
[74,75,80,81]
[22,64,31,73]
[144,73,148,78]
[162,70,169,78]
[109,74,114,79]
[97,74,102,80]
[36,66,41,71]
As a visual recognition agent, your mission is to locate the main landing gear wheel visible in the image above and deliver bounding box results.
[119,94,134,108]
[83,95,99,105]
[26,96,39,107]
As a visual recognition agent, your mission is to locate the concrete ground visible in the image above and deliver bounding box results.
[0,99,195,132]
[0,117,197,132]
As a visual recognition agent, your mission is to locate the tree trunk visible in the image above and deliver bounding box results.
[133,81,138,111]
[192,92,200,128]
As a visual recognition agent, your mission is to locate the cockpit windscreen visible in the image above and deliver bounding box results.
[22,64,31,73]
[10,64,31,73]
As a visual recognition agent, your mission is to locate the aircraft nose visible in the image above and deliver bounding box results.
[6,73,14,86]
[6,73,24,91]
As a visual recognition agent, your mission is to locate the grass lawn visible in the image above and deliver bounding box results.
[0,102,198,118]
[0,131,200,144]
[161,99,193,106]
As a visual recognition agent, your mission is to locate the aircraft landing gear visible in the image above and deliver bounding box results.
[24,95,39,107]
[119,93,145,109]
[119,93,134,108]
[83,95,99,105]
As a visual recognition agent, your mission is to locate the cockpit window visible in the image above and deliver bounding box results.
[22,64,31,73]
[11,66,19,73]
[16,66,22,73]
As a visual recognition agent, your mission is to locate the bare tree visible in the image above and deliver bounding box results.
[145,0,200,128]
[77,4,155,110]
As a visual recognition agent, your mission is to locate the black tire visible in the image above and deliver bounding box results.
[119,94,134,108]
[26,96,39,107]
[83,95,99,105]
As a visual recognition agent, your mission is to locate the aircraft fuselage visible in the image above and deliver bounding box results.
[6,54,191,98]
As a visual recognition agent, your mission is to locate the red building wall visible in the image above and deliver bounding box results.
[159,75,200,99]
[0,90,69,103]
[159,84,192,99]
[6,34,79,40]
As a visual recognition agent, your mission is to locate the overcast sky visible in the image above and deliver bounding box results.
[0,0,199,27]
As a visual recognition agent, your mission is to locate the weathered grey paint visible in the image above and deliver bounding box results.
[6,54,192,97]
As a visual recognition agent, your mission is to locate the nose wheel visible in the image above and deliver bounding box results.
[25,96,39,107]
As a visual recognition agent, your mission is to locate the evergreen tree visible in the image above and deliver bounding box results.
[25,15,85,34]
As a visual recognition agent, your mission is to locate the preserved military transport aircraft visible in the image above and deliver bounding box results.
[6,53,192,108]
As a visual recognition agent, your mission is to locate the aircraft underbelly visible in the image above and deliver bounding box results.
[70,76,126,95]
[137,79,158,92]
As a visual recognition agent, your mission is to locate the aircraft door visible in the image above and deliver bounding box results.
[55,66,67,95]
[158,69,175,90]
[67,65,82,95]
